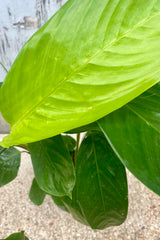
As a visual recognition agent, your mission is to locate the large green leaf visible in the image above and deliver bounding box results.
[28,135,75,197]
[0,146,21,187]
[0,0,160,147]
[53,132,128,229]
[0,231,29,240]
[98,83,160,195]
[29,178,46,206]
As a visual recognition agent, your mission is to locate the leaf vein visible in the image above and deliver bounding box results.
[92,138,106,212]
[11,11,160,132]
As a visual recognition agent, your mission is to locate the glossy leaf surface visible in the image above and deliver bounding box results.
[0,231,29,240]
[0,146,20,187]
[54,132,128,229]
[28,135,75,197]
[29,178,46,206]
[0,0,160,147]
[98,83,160,195]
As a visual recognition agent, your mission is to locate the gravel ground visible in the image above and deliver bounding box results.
[0,135,160,240]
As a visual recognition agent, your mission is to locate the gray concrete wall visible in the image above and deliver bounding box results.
[0,0,67,133]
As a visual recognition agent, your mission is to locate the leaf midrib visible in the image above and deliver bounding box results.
[92,138,106,212]
[11,11,160,131]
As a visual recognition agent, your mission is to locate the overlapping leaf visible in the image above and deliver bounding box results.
[0,0,160,147]
[98,83,160,195]
[28,135,75,197]
[52,132,128,229]
[67,122,99,134]
[0,146,21,187]
[62,135,76,152]
[29,178,46,205]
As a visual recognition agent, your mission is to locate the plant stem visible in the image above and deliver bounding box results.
[0,62,8,73]
[74,133,80,164]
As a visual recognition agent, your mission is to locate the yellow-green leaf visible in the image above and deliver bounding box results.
[0,0,160,147]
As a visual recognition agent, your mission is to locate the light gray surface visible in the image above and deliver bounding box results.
[0,113,10,133]
[0,0,67,82]
[0,134,160,240]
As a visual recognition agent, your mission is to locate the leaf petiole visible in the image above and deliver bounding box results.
[74,133,80,164]
[0,62,8,73]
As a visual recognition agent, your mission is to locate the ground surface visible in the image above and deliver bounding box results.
[0,135,160,240]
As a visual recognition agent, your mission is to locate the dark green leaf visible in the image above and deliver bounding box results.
[128,83,160,133]
[1,0,160,147]
[52,195,69,212]
[62,135,76,152]
[53,195,87,226]
[0,231,29,240]
[98,83,160,195]
[0,146,21,187]
[29,135,75,197]
[29,178,46,206]
[54,132,128,229]
[0,82,3,88]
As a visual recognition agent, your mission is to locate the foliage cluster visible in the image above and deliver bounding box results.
[0,0,159,239]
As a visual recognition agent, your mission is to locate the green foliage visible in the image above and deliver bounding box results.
[98,83,160,195]
[0,0,160,147]
[0,231,29,240]
[0,0,159,235]
[29,178,46,206]
[52,132,128,229]
[0,146,21,187]
[66,122,99,134]
[28,135,75,197]
[62,135,76,152]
